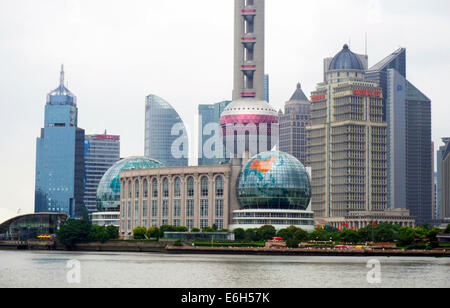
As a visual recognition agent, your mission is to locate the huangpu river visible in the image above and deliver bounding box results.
[0,250,448,288]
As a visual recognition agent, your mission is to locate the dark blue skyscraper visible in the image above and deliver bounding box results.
[35,66,85,218]
[367,48,432,225]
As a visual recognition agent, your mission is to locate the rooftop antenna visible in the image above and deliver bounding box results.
[60,64,65,87]
[365,32,368,56]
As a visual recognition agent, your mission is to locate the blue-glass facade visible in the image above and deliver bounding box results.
[144,95,189,167]
[198,101,232,166]
[237,151,311,210]
[84,134,121,213]
[35,66,85,218]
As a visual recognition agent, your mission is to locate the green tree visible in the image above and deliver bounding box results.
[159,225,176,238]
[339,230,361,244]
[234,228,245,240]
[396,226,415,246]
[105,225,119,240]
[445,224,450,234]
[244,228,261,241]
[133,226,147,240]
[89,225,110,243]
[293,228,309,242]
[146,226,160,239]
[175,226,188,232]
[286,238,300,248]
[191,228,201,233]
[56,219,91,249]
[258,225,276,240]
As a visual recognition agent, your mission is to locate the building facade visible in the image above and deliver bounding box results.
[119,164,234,238]
[442,142,450,219]
[279,83,311,165]
[145,94,189,167]
[366,48,432,225]
[198,101,232,166]
[84,134,121,213]
[437,138,450,220]
[307,45,388,219]
[35,66,85,218]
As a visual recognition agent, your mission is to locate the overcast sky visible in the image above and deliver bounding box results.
[0,0,449,221]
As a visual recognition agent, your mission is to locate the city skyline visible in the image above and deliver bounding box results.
[1,0,449,219]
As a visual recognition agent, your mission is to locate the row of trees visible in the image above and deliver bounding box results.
[233,224,449,248]
[56,219,119,249]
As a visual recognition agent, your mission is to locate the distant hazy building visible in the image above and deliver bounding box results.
[279,83,311,165]
[437,138,450,220]
[440,139,450,219]
[307,45,388,219]
[198,101,232,166]
[145,94,189,167]
[84,134,121,213]
[367,48,432,225]
[35,66,85,218]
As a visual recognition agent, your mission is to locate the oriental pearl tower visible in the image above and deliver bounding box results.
[220,0,279,160]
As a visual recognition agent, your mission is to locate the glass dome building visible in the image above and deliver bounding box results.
[96,157,163,211]
[237,151,311,210]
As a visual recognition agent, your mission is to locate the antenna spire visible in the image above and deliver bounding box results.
[60,64,65,87]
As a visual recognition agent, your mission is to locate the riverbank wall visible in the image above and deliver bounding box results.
[1,240,448,257]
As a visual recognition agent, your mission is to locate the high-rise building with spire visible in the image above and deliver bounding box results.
[279,83,311,165]
[220,0,279,159]
[35,66,86,218]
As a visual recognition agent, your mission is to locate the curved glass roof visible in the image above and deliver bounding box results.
[96,157,163,211]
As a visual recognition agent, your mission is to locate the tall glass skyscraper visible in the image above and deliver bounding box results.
[437,138,450,220]
[83,134,121,213]
[144,94,189,167]
[367,48,433,225]
[198,101,232,166]
[35,66,85,218]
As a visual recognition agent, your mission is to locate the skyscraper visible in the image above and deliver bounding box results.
[35,66,85,218]
[83,133,121,213]
[264,74,269,103]
[220,0,279,159]
[145,94,189,167]
[437,138,450,220]
[307,45,388,218]
[198,101,232,166]
[442,142,450,220]
[279,83,311,165]
[367,48,432,225]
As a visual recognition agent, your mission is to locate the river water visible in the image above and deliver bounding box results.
[0,250,448,288]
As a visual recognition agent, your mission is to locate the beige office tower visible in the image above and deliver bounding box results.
[307,45,388,219]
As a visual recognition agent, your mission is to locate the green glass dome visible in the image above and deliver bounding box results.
[237,151,311,210]
[96,157,163,211]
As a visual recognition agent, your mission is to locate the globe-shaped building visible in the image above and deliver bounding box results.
[237,151,311,210]
[96,157,163,212]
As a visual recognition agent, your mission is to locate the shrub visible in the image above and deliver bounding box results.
[133,226,147,240]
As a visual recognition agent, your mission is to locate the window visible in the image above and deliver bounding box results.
[143,179,148,198]
[215,219,224,231]
[162,200,169,217]
[215,199,224,218]
[135,180,140,199]
[186,200,194,217]
[215,176,224,197]
[128,181,132,198]
[187,177,194,197]
[152,179,158,198]
[200,220,209,230]
[201,176,209,197]
[163,178,169,198]
[174,177,181,198]
[173,219,180,227]
[143,200,148,218]
[173,200,181,217]
[134,201,139,219]
[186,220,194,231]
[151,200,158,217]
[200,199,209,217]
